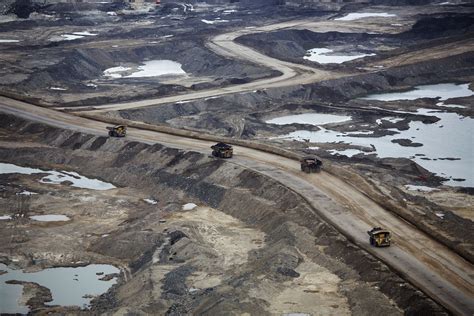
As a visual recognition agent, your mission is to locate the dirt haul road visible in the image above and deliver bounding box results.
[1,96,473,315]
[55,16,474,113]
[55,19,347,112]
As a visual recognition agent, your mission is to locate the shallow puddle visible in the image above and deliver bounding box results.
[0,263,120,313]
[361,83,473,101]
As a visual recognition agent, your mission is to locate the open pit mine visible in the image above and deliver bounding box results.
[0,0,473,315]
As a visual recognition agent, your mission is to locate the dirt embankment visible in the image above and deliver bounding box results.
[112,50,474,136]
[0,113,445,315]
[235,13,474,70]
[0,38,277,107]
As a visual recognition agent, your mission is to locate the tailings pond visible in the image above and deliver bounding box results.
[274,83,474,186]
[0,263,120,313]
[0,163,115,190]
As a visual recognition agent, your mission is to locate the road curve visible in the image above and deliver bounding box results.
[1,96,473,315]
[55,19,346,112]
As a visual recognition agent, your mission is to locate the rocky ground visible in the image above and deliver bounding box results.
[0,0,472,314]
[0,114,445,314]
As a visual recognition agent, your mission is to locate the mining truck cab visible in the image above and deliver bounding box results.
[107,125,127,137]
[300,156,322,173]
[211,142,233,158]
[367,227,391,247]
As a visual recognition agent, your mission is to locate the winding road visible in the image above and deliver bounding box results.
[2,14,474,316]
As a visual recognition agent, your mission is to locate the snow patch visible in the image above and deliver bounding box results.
[304,48,375,64]
[266,113,351,126]
[201,19,229,25]
[0,163,115,190]
[126,60,186,78]
[144,199,158,205]
[328,149,365,157]
[335,13,397,21]
[404,185,439,192]
[17,190,38,196]
[182,203,197,211]
[30,215,70,222]
[103,66,132,78]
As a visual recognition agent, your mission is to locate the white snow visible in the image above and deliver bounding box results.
[266,113,351,126]
[304,48,375,64]
[345,130,374,135]
[103,66,132,78]
[17,190,38,196]
[30,215,70,222]
[361,83,474,101]
[126,60,186,78]
[328,149,365,157]
[61,34,84,41]
[435,212,445,219]
[0,215,12,220]
[144,199,158,205]
[0,39,20,43]
[72,31,98,36]
[436,101,466,109]
[404,185,439,192]
[335,13,397,21]
[182,203,197,211]
[377,117,404,125]
[385,117,404,123]
[50,87,68,91]
[0,163,115,190]
[201,19,229,25]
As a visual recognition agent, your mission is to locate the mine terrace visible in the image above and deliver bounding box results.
[0,0,473,315]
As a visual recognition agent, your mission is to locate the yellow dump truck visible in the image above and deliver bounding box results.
[300,156,322,173]
[107,125,127,137]
[367,227,391,247]
[211,142,233,158]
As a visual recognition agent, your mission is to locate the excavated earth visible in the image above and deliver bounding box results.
[0,0,473,315]
[0,114,444,315]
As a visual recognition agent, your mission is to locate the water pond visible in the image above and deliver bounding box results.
[0,263,120,313]
[0,163,115,190]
